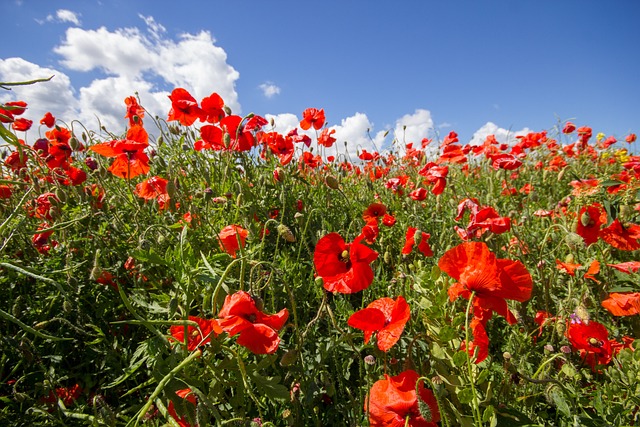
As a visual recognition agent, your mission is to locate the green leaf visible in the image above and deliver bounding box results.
[439,325,457,342]
[249,372,289,401]
[132,248,168,266]
[457,387,474,404]
[453,350,469,367]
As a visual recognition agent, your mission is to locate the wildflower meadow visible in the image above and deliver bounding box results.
[2,78,640,426]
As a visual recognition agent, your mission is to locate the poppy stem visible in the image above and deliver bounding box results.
[464,292,483,427]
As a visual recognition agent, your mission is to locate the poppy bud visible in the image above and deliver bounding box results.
[383,251,392,264]
[223,132,231,146]
[580,211,592,228]
[557,168,566,181]
[168,298,178,316]
[63,300,73,313]
[55,187,67,203]
[325,175,340,190]
[619,205,631,221]
[564,253,575,264]
[413,229,423,246]
[48,206,60,219]
[12,296,23,317]
[223,105,232,115]
[575,305,590,323]
[417,394,434,422]
[169,125,180,135]
[273,167,283,182]
[277,224,296,242]
[166,180,176,199]
[314,276,323,286]
[69,137,79,151]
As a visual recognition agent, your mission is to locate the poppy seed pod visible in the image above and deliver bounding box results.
[325,175,340,190]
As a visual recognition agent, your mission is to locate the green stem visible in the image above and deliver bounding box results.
[130,349,202,426]
[464,292,483,426]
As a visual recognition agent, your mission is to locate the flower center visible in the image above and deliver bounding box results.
[340,250,349,263]
[588,337,603,347]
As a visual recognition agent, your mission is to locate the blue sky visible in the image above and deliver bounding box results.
[1,0,639,152]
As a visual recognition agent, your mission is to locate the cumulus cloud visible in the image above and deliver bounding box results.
[259,82,280,98]
[0,17,242,136]
[468,122,531,146]
[43,9,81,26]
[391,109,434,147]
[0,58,78,126]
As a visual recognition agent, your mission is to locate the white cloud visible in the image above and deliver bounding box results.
[0,58,78,126]
[391,109,434,147]
[44,9,82,26]
[0,17,242,137]
[468,122,531,146]
[265,113,299,134]
[259,82,280,98]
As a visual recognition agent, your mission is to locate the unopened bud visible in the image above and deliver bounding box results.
[277,224,296,242]
[325,175,340,190]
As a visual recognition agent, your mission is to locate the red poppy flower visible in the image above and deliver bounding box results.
[409,187,428,201]
[439,241,532,325]
[600,219,640,251]
[261,131,294,165]
[46,127,72,145]
[607,261,640,274]
[361,218,379,244]
[366,369,440,427]
[217,290,289,354]
[40,112,55,128]
[584,260,600,284]
[220,115,255,152]
[382,213,396,227]
[317,128,336,147]
[626,133,637,143]
[348,296,410,352]
[11,118,32,131]
[89,125,150,179]
[4,100,27,116]
[418,162,448,195]
[556,260,581,276]
[42,383,82,407]
[124,96,145,126]
[301,151,322,168]
[199,92,225,124]
[167,88,202,126]
[576,203,606,245]
[4,151,28,172]
[601,292,640,316]
[299,107,325,130]
[362,203,387,223]
[566,320,612,370]
[135,176,168,200]
[167,388,197,427]
[563,122,576,134]
[218,225,248,258]
[313,233,378,294]
[0,184,12,199]
[169,316,221,351]
[401,227,433,257]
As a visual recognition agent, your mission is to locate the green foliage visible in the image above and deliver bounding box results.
[1,86,640,426]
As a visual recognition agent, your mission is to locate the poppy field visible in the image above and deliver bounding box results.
[2,78,640,426]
